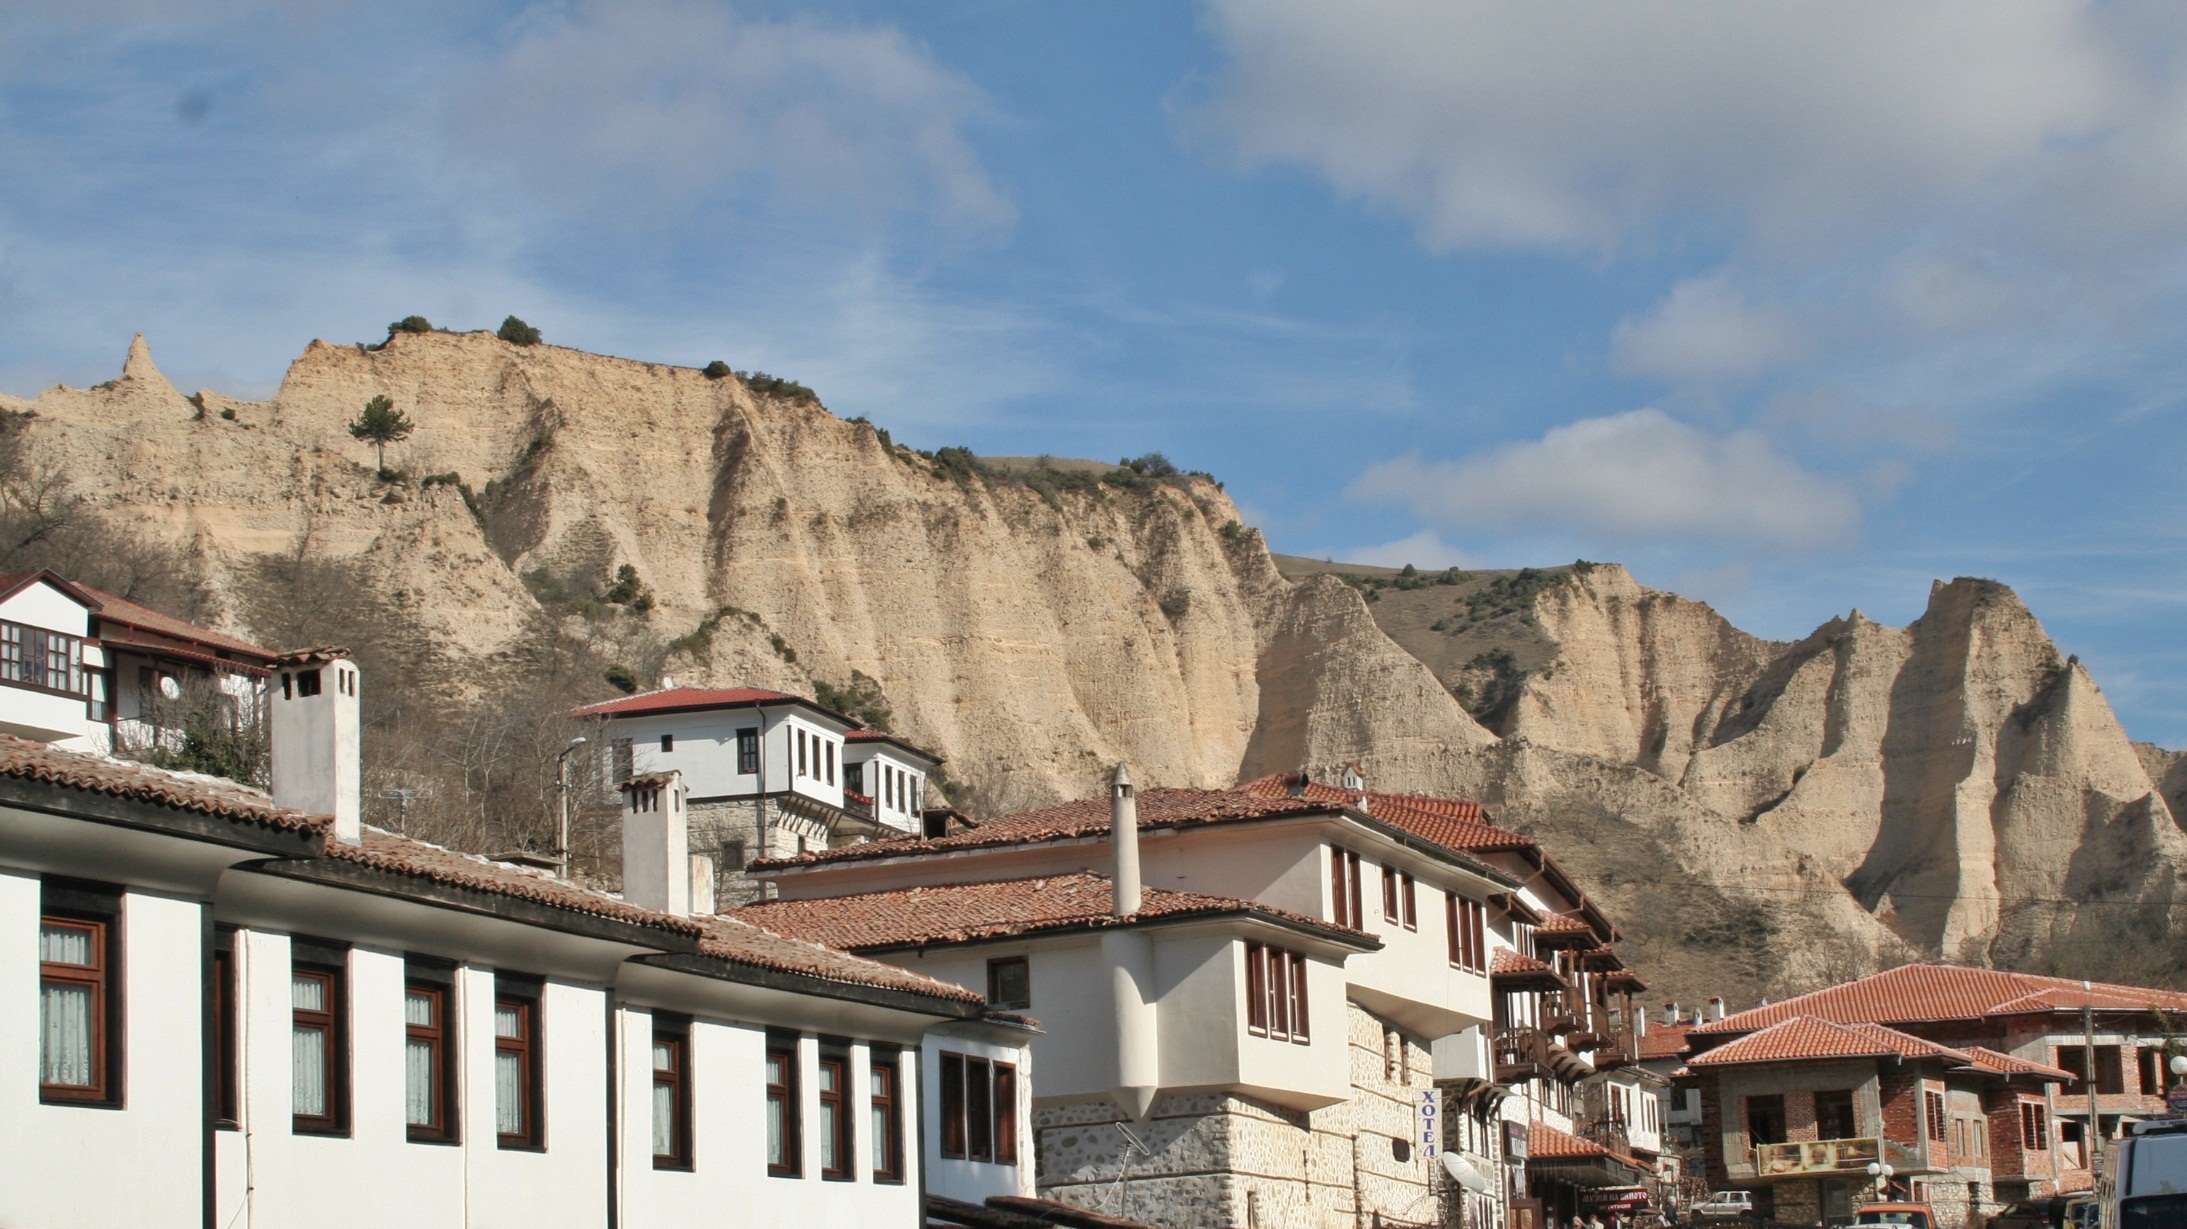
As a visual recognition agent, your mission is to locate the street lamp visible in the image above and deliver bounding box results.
[1866,1161,1895,1202]
[556,736,588,878]
[2170,1054,2187,1085]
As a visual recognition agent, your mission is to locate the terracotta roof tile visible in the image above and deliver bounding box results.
[0,734,319,830]
[1536,912,1594,934]
[570,686,826,719]
[1235,772,1539,855]
[1492,947,1556,976]
[1699,964,2187,1034]
[1636,1021,1693,1061]
[733,871,1373,951]
[1957,1046,2075,1081]
[1688,1015,1973,1067]
[698,914,983,1003]
[1528,1122,1645,1170]
[323,827,702,933]
[78,583,277,662]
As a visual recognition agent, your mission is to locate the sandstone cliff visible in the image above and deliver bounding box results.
[18,332,2184,1000]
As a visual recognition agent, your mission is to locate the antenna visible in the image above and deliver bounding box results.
[1113,1120,1149,1156]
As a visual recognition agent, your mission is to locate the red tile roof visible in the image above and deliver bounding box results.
[78,583,277,662]
[1958,1046,2074,1081]
[1535,912,1595,934]
[0,734,319,830]
[1492,947,1556,976]
[733,871,1374,951]
[1689,1015,1974,1067]
[1235,772,1539,855]
[323,827,702,933]
[1698,964,2187,1034]
[698,914,983,1004]
[1636,1021,1693,1061]
[759,786,1342,868]
[1528,1121,1646,1171]
[570,686,820,719]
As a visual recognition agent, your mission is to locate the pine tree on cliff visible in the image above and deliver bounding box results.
[348,395,414,474]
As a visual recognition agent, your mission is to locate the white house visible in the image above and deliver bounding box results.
[745,765,1660,1229]
[568,687,942,904]
[1,645,1040,1229]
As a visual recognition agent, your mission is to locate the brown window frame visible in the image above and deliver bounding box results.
[1246,942,1268,1035]
[818,1050,852,1180]
[405,980,457,1143]
[993,1061,1019,1166]
[940,1051,967,1159]
[291,958,349,1136]
[1329,847,1363,929]
[1447,894,1487,973]
[1244,942,1311,1045]
[1924,1089,1947,1144]
[213,927,238,1126]
[652,1015,692,1170]
[966,1053,994,1162]
[1401,873,1417,931]
[1382,864,1400,923]
[767,1036,802,1177]
[2021,1102,2049,1151]
[986,956,1030,1010]
[737,727,760,775]
[871,1050,904,1184]
[39,896,122,1107]
[494,984,545,1151]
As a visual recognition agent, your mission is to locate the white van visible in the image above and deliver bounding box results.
[2111,1119,2187,1228]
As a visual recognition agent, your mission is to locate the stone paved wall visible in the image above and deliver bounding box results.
[687,798,830,904]
[1033,1002,1456,1229]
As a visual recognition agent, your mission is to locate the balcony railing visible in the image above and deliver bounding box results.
[843,790,875,821]
[1495,1026,1555,1085]
[1753,1137,1882,1178]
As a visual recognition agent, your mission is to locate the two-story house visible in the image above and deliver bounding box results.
[742,764,1653,1229]
[2,643,1041,1229]
[569,686,941,904]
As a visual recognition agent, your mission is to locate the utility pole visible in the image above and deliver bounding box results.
[2085,982,2102,1175]
[556,736,587,878]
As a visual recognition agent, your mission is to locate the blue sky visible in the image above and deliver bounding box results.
[4,1,2187,745]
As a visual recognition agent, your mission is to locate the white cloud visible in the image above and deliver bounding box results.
[1343,531,1478,571]
[1611,275,1797,382]
[1351,410,1861,551]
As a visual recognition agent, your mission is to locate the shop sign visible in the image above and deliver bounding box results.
[1420,1090,1439,1160]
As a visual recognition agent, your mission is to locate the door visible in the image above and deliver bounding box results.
[1510,1198,1545,1229]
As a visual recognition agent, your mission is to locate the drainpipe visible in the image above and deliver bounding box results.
[1104,764,1157,1119]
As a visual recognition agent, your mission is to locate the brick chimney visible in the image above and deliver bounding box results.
[621,770,693,915]
[270,648,361,845]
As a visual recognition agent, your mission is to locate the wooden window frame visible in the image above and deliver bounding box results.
[737,727,760,775]
[291,963,349,1135]
[213,927,238,1126]
[825,739,835,786]
[966,1053,994,1163]
[939,1051,967,1159]
[39,903,121,1107]
[818,1051,851,1181]
[2021,1102,2048,1151]
[405,982,457,1143]
[796,728,808,777]
[1401,873,1417,931]
[986,956,1031,1010]
[494,985,545,1151]
[1924,1089,1947,1144]
[993,1061,1019,1166]
[1382,864,1400,923]
[871,1051,904,1184]
[652,1015,692,1170]
[1244,943,1310,1045]
[767,1037,802,1177]
[1329,847,1363,930]
[1246,942,1268,1035]
[1288,951,1310,1044]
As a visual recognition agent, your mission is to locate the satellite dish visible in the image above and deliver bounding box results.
[158,675,182,700]
[1442,1152,1492,1194]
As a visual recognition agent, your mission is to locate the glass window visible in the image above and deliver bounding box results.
[766,1041,800,1176]
[966,1055,993,1163]
[292,965,346,1133]
[213,930,237,1125]
[871,1055,902,1183]
[494,995,541,1148]
[652,1018,690,1169]
[818,1055,850,1180]
[940,1051,967,1159]
[986,957,1030,1010]
[404,984,453,1141]
[39,917,107,1100]
[994,1062,1018,1166]
[737,728,759,775]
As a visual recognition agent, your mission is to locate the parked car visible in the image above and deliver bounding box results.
[2113,1117,2187,1228]
[1691,1191,1756,1222]
[1850,1203,1936,1229]
[2058,1197,2096,1229]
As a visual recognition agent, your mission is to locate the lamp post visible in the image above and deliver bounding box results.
[1866,1161,1895,1202]
[556,736,588,878]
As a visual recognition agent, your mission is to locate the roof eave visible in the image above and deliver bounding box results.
[632,950,985,1019]
[849,905,1384,958]
[0,772,324,859]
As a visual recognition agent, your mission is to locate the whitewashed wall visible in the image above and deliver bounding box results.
[605,707,845,811]
[921,1031,1032,1205]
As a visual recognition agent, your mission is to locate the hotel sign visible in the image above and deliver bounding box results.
[1755,1137,1882,1176]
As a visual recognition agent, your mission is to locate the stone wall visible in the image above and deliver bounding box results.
[686,798,829,904]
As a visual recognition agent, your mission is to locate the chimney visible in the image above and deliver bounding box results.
[270,648,362,845]
[621,770,691,915]
[1111,764,1140,916]
[1663,1001,1681,1027]
[1341,763,1365,792]
[1707,996,1726,1022]
[1286,769,1308,798]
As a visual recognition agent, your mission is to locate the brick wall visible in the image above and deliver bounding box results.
[1785,1089,1817,1143]
[1699,1079,1727,1188]
[1879,1074,1920,1148]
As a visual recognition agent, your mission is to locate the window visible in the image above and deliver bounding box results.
[2022,1102,2050,1151]
[292,947,349,1135]
[846,762,865,796]
[1816,1089,1857,1140]
[1383,865,1400,922]
[994,1062,1018,1166]
[213,928,238,1125]
[871,1050,903,1184]
[967,1051,994,1162]
[405,980,454,1142]
[1924,1090,1947,1144]
[987,957,1030,1009]
[612,738,634,784]
[797,729,808,777]
[39,890,120,1105]
[652,1016,691,1169]
[3,620,96,703]
[818,1050,851,1180]
[2096,1045,2126,1095]
[1447,894,1487,973]
[1244,942,1311,1044]
[737,728,760,775]
[1746,1093,1787,1146]
[2141,1047,2166,1096]
[495,981,543,1149]
[1329,847,1363,929]
[767,1034,800,1177]
[940,1051,967,1159]
[659,734,673,753]
[1402,873,1417,930]
[295,668,322,697]
[2058,1044,2088,1090]
[825,740,835,786]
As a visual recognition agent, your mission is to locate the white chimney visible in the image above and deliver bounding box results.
[1341,763,1364,792]
[1707,996,1726,1022]
[621,770,690,915]
[270,649,362,845]
[1663,1001,1680,1027]
[1111,763,1140,916]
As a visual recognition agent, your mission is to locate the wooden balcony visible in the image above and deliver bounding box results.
[1495,1026,1555,1085]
